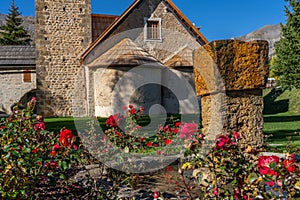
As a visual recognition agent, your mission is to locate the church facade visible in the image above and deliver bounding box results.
[34,0,208,117]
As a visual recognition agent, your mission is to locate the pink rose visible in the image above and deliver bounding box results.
[179,122,198,139]
[34,122,46,131]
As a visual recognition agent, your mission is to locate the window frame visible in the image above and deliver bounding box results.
[144,18,162,42]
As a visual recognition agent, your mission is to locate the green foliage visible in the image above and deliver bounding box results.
[0,0,31,45]
[273,0,300,90]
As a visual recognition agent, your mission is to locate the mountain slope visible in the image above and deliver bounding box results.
[238,24,282,57]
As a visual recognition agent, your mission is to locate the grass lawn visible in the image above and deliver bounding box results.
[263,112,300,146]
[44,88,300,150]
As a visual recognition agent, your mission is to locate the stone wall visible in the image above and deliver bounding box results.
[194,40,269,147]
[35,0,92,117]
[0,70,36,113]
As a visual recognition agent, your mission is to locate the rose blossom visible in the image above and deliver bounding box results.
[34,121,46,131]
[106,113,123,128]
[59,129,76,148]
[153,191,160,199]
[179,122,198,139]
[257,155,280,176]
[233,131,240,140]
[45,160,59,168]
[216,135,231,149]
[283,154,296,172]
[164,139,172,145]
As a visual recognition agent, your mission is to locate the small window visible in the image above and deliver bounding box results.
[23,70,31,83]
[144,18,162,41]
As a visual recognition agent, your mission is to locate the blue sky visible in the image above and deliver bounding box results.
[0,0,287,41]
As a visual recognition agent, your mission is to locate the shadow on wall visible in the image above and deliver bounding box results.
[18,89,38,114]
[0,89,38,115]
[263,87,289,115]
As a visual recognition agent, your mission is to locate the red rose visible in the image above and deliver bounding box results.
[106,113,123,128]
[32,148,39,153]
[50,151,57,156]
[140,106,145,111]
[59,129,75,148]
[146,142,153,147]
[283,154,296,172]
[164,139,172,145]
[216,135,231,149]
[175,121,181,127]
[115,131,121,137]
[233,131,240,140]
[129,104,133,109]
[45,160,58,168]
[130,108,136,115]
[257,156,280,176]
[140,136,145,143]
[173,128,179,135]
[265,181,275,187]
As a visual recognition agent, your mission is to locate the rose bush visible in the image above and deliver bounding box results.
[104,105,201,154]
[0,98,85,199]
[181,132,300,199]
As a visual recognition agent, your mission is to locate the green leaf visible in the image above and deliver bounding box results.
[124,146,129,153]
[247,173,259,184]
[269,162,276,169]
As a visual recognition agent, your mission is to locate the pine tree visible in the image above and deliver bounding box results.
[273,0,300,90]
[0,0,31,45]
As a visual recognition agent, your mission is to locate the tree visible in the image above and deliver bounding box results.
[273,0,300,90]
[0,0,31,45]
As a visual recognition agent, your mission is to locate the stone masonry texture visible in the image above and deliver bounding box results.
[35,0,92,116]
[193,40,269,148]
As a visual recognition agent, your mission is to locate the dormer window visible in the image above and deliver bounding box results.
[144,18,162,41]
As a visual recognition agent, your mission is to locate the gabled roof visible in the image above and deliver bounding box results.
[0,46,36,67]
[88,38,161,67]
[81,0,208,63]
[163,47,193,67]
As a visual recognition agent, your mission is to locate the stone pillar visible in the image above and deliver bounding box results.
[193,40,269,148]
[35,0,92,117]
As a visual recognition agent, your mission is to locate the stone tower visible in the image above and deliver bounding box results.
[35,0,92,116]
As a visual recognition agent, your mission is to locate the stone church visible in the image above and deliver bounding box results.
[2,0,209,117]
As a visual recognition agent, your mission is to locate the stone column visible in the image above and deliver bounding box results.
[193,40,269,148]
